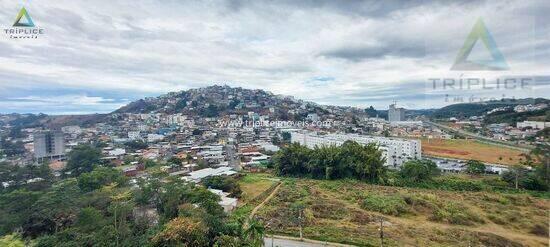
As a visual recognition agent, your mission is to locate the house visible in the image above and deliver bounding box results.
[184,167,237,182]
[208,188,238,212]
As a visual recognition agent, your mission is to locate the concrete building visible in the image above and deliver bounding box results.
[291,131,421,168]
[388,104,405,122]
[517,121,550,130]
[34,130,65,159]
[128,131,141,140]
[185,166,237,182]
[208,188,238,212]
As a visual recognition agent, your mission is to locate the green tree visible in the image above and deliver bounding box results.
[77,167,127,192]
[0,189,41,235]
[530,144,549,190]
[0,233,25,247]
[465,160,485,175]
[400,159,440,182]
[273,142,311,176]
[75,207,106,232]
[0,139,26,157]
[202,175,242,198]
[274,141,386,182]
[243,218,264,246]
[25,179,81,236]
[125,140,148,151]
[65,144,102,176]
[152,216,209,247]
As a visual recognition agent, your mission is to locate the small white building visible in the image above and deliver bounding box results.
[185,167,237,182]
[147,134,164,143]
[128,131,141,140]
[108,148,126,156]
[208,188,238,213]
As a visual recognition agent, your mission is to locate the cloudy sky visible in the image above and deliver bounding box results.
[0,0,549,114]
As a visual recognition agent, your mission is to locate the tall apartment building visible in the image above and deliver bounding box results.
[291,131,421,168]
[388,104,405,122]
[34,130,65,159]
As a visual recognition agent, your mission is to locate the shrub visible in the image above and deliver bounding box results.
[430,203,484,225]
[433,177,485,191]
[361,194,408,216]
[399,159,439,182]
[481,193,510,205]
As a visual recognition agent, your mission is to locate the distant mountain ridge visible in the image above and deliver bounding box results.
[1,86,548,128]
[431,98,549,119]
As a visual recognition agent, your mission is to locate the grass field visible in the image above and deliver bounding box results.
[421,138,526,165]
[255,178,549,246]
[237,173,277,205]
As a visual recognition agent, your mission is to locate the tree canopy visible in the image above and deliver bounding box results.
[65,144,102,176]
[273,141,387,182]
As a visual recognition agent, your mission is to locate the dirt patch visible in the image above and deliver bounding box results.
[423,146,470,156]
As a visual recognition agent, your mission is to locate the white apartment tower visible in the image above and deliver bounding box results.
[388,104,405,122]
[291,131,421,169]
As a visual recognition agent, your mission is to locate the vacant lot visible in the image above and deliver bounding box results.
[422,138,526,165]
[256,178,549,246]
[238,173,277,205]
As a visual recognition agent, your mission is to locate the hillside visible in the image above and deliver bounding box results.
[484,108,550,125]
[114,85,368,121]
[431,98,549,119]
[0,113,108,129]
[255,177,549,246]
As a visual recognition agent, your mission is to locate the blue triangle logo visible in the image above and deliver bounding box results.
[451,18,509,71]
[13,7,35,27]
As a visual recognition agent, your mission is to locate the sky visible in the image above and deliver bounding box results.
[0,0,549,114]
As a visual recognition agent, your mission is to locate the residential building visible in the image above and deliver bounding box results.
[517,121,550,130]
[291,131,421,168]
[388,104,405,122]
[33,130,65,159]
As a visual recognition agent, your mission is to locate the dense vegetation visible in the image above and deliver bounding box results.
[484,108,550,125]
[202,175,243,198]
[0,144,264,246]
[256,178,549,246]
[273,142,550,194]
[273,141,386,182]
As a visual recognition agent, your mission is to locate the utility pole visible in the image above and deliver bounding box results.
[299,210,303,240]
[379,217,384,247]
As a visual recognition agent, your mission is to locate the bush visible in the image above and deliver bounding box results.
[202,175,242,198]
[480,193,510,205]
[399,159,439,182]
[361,194,408,216]
[430,203,484,225]
[432,177,485,191]
[465,160,486,175]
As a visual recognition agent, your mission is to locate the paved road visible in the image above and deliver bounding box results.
[425,121,533,152]
[225,144,241,171]
[263,237,338,247]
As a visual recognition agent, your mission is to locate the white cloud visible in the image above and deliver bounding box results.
[0,0,548,113]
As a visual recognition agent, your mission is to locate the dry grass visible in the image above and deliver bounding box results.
[256,178,549,246]
[421,138,526,165]
[238,173,276,205]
